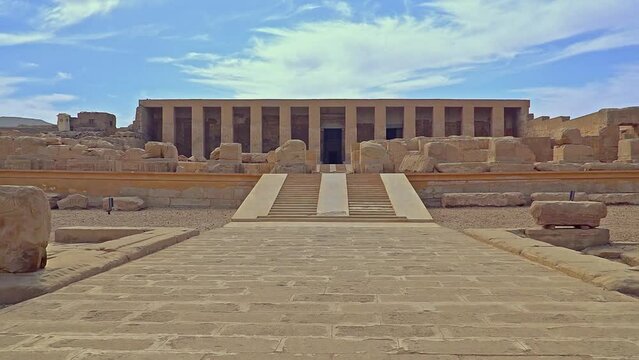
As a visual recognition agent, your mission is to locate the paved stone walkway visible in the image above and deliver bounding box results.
[1,223,639,359]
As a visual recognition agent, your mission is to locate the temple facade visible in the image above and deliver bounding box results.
[135,99,530,163]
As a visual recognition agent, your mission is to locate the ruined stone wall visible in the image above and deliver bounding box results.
[73,112,116,132]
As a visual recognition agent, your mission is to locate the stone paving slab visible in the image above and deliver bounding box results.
[1,224,638,359]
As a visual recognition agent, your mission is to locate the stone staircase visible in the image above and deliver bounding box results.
[346,174,401,221]
[261,174,321,220]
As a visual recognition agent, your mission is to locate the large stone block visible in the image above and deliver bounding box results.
[14,136,48,156]
[435,162,488,173]
[487,138,535,163]
[122,148,146,161]
[554,128,582,146]
[207,160,242,173]
[144,141,179,160]
[0,186,50,273]
[524,228,610,251]
[441,192,526,207]
[462,149,488,162]
[271,163,308,174]
[241,152,268,163]
[530,201,607,228]
[423,142,461,163]
[219,143,242,162]
[583,162,639,171]
[587,193,639,205]
[522,137,553,162]
[387,141,408,171]
[101,196,146,211]
[534,161,583,172]
[0,136,15,160]
[617,138,639,162]
[553,144,594,163]
[530,192,588,202]
[275,140,306,165]
[57,194,89,210]
[398,154,436,173]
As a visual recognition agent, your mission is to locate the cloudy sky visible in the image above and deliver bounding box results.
[1,0,638,126]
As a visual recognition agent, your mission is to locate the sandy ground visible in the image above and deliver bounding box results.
[430,205,639,243]
[51,208,235,234]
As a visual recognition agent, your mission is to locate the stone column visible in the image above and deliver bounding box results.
[250,105,262,153]
[403,105,416,139]
[462,105,475,137]
[433,105,445,137]
[191,105,205,159]
[345,105,357,163]
[374,105,386,140]
[491,106,505,137]
[279,105,291,145]
[308,104,321,157]
[221,104,233,143]
[162,105,175,143]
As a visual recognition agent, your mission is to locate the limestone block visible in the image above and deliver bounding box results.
[14,136,48,156]
[584,162,639,171]
[617,139,639,162]
[444,137,487,150]
[530,201,607,228]
[4,158,32,170]
[553,144,594,163]
[441,192,526,207]
[241,152,268,163]
[487,138,535,163]
[362,163,384,174]
[271,163,308,174]
[0,136,15,160]
[210,147,220,160]
[85,148,123,160]
[122,148,146,161]
[387,141,408,171]
[102,196,146,211]
[488,163,535,172]
[46,193,64,209]
[462,149,488,162]
[142,159,178,172]
[360,141,389,164]
[81,139,115,149]
[0,186,50,273]
[524,228,609,251]
[176,161,207,173]
[522,137,553,162]
[620,252,639,267]
[534,161,583,172]
[144,141,179,160]
[423,142,461,163]
[275,140,306,165]
[66,159,96,171]
[207,160,242,173]
[70,144,88,156]
[57,194,89,210]
[220,143,242,162]
[45,145,74,159]
[554,128,582,146]
[587,193,639,205]
[407,137,426,151]
[398,154,436,173]
[435,162,488,173]
[242,163,274,174]
[530,192,588,202]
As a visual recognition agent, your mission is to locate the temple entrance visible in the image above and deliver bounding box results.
[322,128,343,164]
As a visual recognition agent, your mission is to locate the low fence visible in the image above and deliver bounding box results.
[1,170,638,208]
[406,171,639,207]
[0,170,260,208]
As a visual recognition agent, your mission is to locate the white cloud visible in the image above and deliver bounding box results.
[19,62,39,69]
[0,76,75,121]
[322,1,352,17]
[40,0,121,30]
[148,52,221,64]
[519,64,639,118]
[156,0,639,98]
[0,32,52,46]
[55,72,72,80]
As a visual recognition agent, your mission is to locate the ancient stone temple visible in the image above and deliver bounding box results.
[135,99,529,163]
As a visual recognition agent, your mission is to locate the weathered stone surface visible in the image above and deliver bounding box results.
[210,147,220,160]
[488,162,535,172]
[176,161,207,173]
[591,270,639,296]
[275,140,306,166]
[584,162,639,171]
[442,192,526,207]
[206,160,242,173]
[530,192,588,202]
[241,152,268,163]
[435,162,488,173]
[534,161,583,171]
[530,201,607,227]
[359,141,390,173]
[219,143,242,162]
[271,163,308,174]
[46,193,64,209]
[387,141,408,171]
[101,196,145,211]
[398,154,436,173]
[617,138,639,162]
[522,137,553,162]
[423,142,461,163]
[554,128,582,146]
[243,163,274,174]
[587,193,639,205]
[80,139,115,149]
[0,186,50,273]
[553,144,594,163]
[57,194,89,210]
[14,136,48,156]
[524,228,610,251]
[487,138,535,163]
[620,251,639,266]
[462,149,489,162]
[143,142,179,160]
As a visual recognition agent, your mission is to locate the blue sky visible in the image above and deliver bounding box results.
[1,0,638,126]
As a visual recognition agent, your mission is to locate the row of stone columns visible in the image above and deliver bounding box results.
[161,104,512,159]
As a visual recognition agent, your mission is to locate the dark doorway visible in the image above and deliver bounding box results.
[322,128,343,164]
[386,127,403,140]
